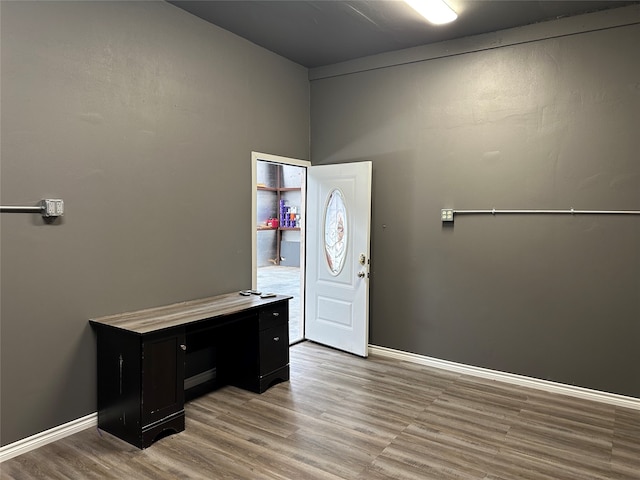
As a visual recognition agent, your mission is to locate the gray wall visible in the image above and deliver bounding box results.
[311,17,640,397]
[0,1,309,445]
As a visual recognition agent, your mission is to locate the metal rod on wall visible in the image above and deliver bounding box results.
[1,199,64,217]
[1,205,44,213]
[441,208,640,222]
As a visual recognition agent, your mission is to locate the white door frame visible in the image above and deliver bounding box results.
[251,151,311,339]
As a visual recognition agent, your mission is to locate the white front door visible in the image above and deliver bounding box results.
[305,162,372,357]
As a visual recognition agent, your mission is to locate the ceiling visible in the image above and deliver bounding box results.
[169,1,637,68]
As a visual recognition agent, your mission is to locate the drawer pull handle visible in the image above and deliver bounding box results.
[180,344,187,351]
[273,337,280,342]
[272,312,280,317]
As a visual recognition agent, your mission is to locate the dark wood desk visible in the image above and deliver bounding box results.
[90,293,290,449]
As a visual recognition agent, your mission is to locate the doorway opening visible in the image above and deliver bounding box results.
[252,152,309,344]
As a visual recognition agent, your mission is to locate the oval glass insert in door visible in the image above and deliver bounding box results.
[324,188,348,275]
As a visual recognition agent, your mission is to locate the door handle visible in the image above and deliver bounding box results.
[357,271,366,278]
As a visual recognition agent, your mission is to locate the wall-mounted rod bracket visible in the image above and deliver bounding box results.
[442,207,640,223]
[441,208,454,221]
[1,199,64,217]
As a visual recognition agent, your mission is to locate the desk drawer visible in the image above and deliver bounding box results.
[259,302,288,330]
[260,323,289,376]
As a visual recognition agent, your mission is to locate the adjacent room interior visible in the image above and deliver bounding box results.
[255,160,305,344]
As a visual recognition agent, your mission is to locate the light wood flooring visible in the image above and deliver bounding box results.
[2,341,639,479]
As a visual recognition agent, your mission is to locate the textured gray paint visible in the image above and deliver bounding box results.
[0,1,308,445]
[311,20,640,397]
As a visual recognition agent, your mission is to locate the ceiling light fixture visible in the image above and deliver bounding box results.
[404,0,458,25]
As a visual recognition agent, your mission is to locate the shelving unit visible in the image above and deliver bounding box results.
[257,164,302,266]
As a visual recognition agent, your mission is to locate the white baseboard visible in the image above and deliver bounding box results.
[0,413,97,463]
[369,344,640,411]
